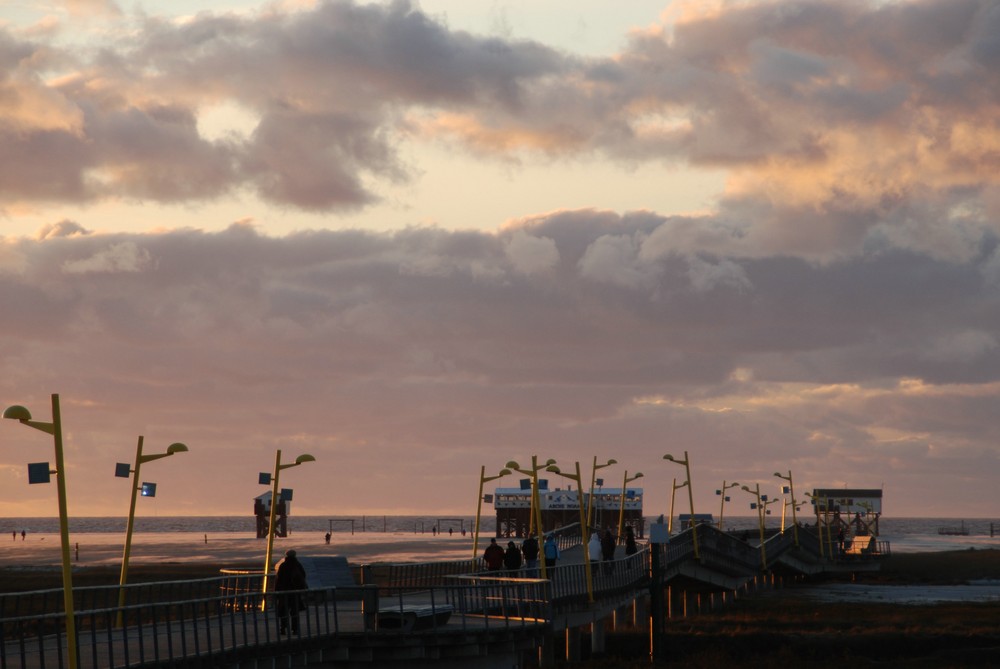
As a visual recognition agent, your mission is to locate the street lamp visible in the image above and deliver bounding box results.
[587,457,617,529]
[773,470,799,546]
[3,395,78,669]
[740,484,768,570]
[716,480,740,530]
[473,466,511,567]
[261,450,316,600]
[116,437,188,626]
[546,462,594,603]
[804,491,831,559]
[506,457,555,580]
[663,451,699,559]
[616,470,643,541]
[667,478,686,533]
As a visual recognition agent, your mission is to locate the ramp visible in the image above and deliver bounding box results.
[298,556,357,589]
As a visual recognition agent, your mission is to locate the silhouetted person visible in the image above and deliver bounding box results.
[521,534,539,576]
[600,526,616,573]
[503,541,523,574]
[274,549,308,635]
[483,538,505,571]
[624,525,637,556]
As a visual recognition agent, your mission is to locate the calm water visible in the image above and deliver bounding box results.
[2,516,998,553]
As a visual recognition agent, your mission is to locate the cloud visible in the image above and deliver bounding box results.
[1,0,997,265]
[0,215,997,513]
[2,1,999,517]
[62,240,152,274]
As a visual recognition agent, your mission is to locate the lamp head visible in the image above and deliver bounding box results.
[662,454,675,461]
[543,458,556,466]
[498,468,512,476]
[167,443,189,455]
[294,454,316,465]
[505,460,521,470]
[741,485,751,491]
[545,465,562,474]
[2,405,32,422]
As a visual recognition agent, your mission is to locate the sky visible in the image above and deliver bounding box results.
[1,0,998,521]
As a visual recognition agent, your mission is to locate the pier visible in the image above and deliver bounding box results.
[0,522,888,668]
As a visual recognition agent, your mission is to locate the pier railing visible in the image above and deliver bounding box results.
[0,577,551,669]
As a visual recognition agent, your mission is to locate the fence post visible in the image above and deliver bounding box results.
[361,585,379,632]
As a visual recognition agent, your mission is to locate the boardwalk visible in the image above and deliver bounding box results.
[1,525,887,668]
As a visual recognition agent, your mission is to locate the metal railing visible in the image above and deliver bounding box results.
[1,577,551,669]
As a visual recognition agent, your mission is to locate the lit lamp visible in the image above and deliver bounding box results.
[587,458,617,528]
[716,480,740,530]
[663,451,699,559]
[115,437,188,626]
[506,457,555,580]
[546,462,594,603]
[3,395,78,669]
[741,484,768,570]
[261,450,316,601]
[616,470,643,542]
[473,466,511,567]
[773,470,799,546]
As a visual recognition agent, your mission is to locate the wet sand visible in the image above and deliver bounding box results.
[0,530,477,570]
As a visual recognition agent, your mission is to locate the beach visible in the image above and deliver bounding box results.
[0,530,476,571]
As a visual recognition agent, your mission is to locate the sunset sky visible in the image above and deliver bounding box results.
[1,0,998,521]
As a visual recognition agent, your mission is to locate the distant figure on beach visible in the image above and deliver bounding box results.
[521,534,539,576]
[21,530,25,541]
[483,538,505,571]
[503,541,523,574]
[274,549,308,635]
[324,532,331,545]
[432,526,437,536]
[543,534,560,569]
[624,526,637,555]
[448,527,453,536]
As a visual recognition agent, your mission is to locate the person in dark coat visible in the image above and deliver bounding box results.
[274,549,308,635]
[624,525,638,555]
[483,538,505,571]
[503,541,523,574]
[600,526,617,573]
[521,534,540,577]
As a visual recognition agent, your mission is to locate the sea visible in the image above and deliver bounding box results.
[2,515,998,554]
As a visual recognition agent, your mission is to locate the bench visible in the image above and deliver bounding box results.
[377,604,454,632]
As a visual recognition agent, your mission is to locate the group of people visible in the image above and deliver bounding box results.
[481,533,562,575]
[482,526,638,575]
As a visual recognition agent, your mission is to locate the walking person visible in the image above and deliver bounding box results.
[543,534,560,571]
[600,526,616,574]
[483,537,505,572]
[274,549,308,635]
[624,525,638,556]
[521,533,539,577]
[503,541,523,575]
[587,530,603,565]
